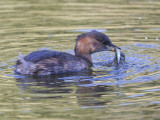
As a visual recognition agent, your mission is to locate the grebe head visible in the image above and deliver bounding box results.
[74,30,120,64]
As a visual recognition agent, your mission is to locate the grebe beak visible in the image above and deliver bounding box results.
[107,44,121,52]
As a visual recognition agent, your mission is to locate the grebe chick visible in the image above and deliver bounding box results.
[15,30,120,76]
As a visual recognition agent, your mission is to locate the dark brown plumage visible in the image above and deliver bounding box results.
[14,30,120,76]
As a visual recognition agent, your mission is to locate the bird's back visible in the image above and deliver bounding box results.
[15,50,88,75]
[24,50,76,62]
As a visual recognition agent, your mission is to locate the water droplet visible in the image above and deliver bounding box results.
[139,17,142,20]
[49,34,54,37]
[156,37,159,41]
[145,36,148,39]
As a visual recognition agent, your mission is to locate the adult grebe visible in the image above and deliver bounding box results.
[14,30,120,75]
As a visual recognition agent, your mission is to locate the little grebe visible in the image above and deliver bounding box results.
[15,30,120,75]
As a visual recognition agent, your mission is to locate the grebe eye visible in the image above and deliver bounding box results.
[102,41,107,45]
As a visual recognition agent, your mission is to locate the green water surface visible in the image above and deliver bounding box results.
[0,0,160,120]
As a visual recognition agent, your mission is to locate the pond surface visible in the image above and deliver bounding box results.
[0,0,160,120]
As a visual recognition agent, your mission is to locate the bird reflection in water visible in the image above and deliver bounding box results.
[16,70,115,107]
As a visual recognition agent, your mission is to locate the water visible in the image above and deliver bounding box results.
[0,0,160,120]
